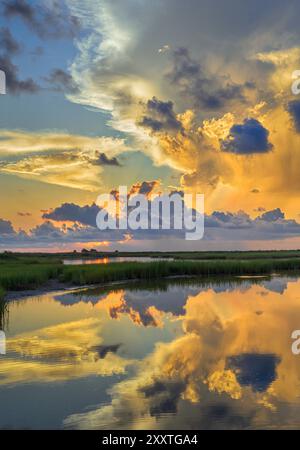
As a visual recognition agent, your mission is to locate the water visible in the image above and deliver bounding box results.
[63,257,174,265]
[1,275,300,430]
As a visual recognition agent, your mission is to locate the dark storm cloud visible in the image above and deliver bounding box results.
[42,203,100,227]
[139,97,183,133]
[0,27,20,54]
[221,118,273,154]
[42,181,159,227]
[40,197,300,244]
[2,203,300,248]
[3,0,80,40]
[206,211,252,229]
[44,69,78,93]
[96,153,122,167]
[129,180,160,197]
[3,0,34,24]
[167,48,251,111]
[140,380,185,417]
[206,208,289,230]
[32,221,63,239]
[0,54,39,94]
[0,218,15,235]
[90,344,121,359]
[0,24,39,94]
[258,208,284,222]
[287,100,300,133]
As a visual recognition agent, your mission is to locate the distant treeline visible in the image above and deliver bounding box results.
[2,249,300,261]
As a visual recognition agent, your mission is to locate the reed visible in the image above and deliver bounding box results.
[1,258,300,298]
[60,258,300,285]
[0,263,63,291]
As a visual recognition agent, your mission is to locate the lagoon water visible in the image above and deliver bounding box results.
[1,275,300,430]
[63,257,174,265]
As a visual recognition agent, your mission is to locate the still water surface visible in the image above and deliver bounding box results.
[63,257,173,265]
[1,275,300,430]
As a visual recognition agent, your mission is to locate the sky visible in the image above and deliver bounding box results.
[1,0,300,251]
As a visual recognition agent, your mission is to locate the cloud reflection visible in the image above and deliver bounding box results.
[1,318,133,386]
[64,278,300,429]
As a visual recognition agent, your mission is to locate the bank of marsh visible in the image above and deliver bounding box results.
[1,255,300,300]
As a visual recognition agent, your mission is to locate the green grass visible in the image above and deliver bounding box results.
[0,286,5,302]
[0,254,62,265]
[0,263,63,291]
[60,259,300,286]
[163,250,300,260]
[1,256,300,300]
[4,250,300,261]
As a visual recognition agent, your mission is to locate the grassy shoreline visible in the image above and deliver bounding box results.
[3,249,300,261]
[2,256,300,300]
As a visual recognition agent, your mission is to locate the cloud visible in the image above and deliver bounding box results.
[259,208,284,222]
[129,180,160,198]
[96,153,122,167]
[205,208,300,239]
[42,180,160,224]
[64,281,300,429]
[206,211,252,229]
[0,130,127,155]
[0,55,40,94]
[0,218,15,235]
[0,25,39,95]
[0,219,126,248]
[1,202,300,249]
[287,100,300,133]
[45,201,296,239]
[3,0,34,25]
[221,118,273,154]
[3,0,80,40]
[3,0,300,230]
[0,130,128,190]
[0,27,20,54]
[0,151,105,191]
[138,97,183,133]
[0,318,133,386]
[61,1,300,216]
[44,68,78,93]
[43,203,100,227]
[166,48,250,111]
[17,211,32,217]
[2,196,295,249]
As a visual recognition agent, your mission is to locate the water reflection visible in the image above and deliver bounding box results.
[63,257,173,265]
[1,275,300,429]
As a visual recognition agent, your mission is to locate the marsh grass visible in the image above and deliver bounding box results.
[1,258,300,298]
[4,250,300,261]
[60,258,300,286]
[0,264,62,291]
[0,286,5,301]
